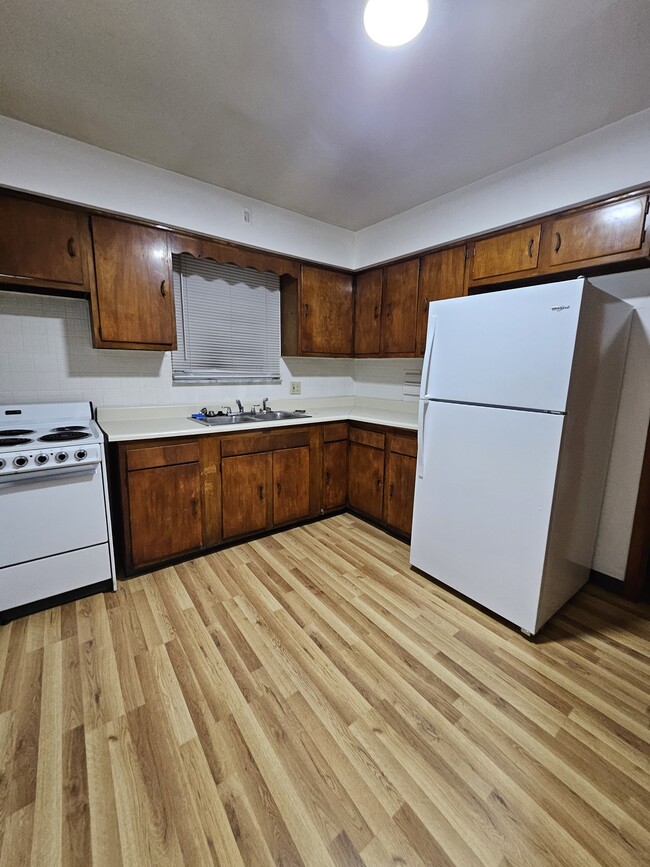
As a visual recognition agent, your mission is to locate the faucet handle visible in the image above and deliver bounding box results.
[250,404,260,414]
[221,406,232,416]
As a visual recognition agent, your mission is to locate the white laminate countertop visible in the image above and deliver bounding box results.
[96,397,419,442]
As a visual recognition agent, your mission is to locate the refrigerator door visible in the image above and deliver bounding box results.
[422,278,584,412]
[411,401,565,633]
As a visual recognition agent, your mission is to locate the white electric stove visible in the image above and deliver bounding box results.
[0,401,116,621]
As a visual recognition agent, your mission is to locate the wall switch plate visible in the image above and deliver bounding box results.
[243,207,252,225]
[290,381,301,395]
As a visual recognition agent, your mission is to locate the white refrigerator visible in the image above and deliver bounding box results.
[410,277,631,635]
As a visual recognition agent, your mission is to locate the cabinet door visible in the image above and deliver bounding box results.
[91,216,176,349]
[128,463,202,568]
[273,446,310,526]
[417,246,466,356]
[222,453,271,539]
[0,195,89,290]
[354,269,383,355]
[323,440,348,511]
[385,452,417,536]
[348,442,385,520]
[300,266,353,355]
[547,197,648,268]
[380,260,419,355]
[471,225,541,282]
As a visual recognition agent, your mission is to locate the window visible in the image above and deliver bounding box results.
[171,254,281,383]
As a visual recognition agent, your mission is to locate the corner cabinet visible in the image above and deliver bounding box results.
[281,265,354,356]
[0,192,95,294]
[89,216,177,350]
[353,259,420,357]
[417,246,467,355]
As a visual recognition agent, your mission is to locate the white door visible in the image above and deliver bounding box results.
[410,401,565,632]
[422,278,584,411]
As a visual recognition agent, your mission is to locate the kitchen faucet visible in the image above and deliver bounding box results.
[235,399,244,414]
[262,397,270,412]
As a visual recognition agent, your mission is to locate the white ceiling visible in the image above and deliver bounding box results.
[1,0,650,230]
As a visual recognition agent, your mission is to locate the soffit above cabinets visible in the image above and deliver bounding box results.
[1,0,650,230]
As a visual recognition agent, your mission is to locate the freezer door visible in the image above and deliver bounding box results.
[411,401,565,633]
[421,278,584,412]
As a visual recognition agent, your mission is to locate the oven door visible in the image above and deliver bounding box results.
[0,463,109,568]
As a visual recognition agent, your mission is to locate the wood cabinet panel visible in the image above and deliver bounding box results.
[273,447,310,526]
[385,451,416,536]
[354,269,383,355]
[417,246,466,355]
[546,197,648,267]
[348,441,384,521]
[349,427,385,450]
[323,440,348,511]
[128,463,202,568]
[471,225,541,282]
[90,216,176,349]
[0,194,91,291]
[300,266,354,355]
[380,260,420,355]
[221,453,271,539]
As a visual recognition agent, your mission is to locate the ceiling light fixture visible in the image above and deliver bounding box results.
[364,0,429,47]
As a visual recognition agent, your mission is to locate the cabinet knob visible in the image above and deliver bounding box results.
[528,238,535,258]
[373,305,379,320]
[376,478,382,491]
[554,232,562,254]
[276,481,282,496]
[385,304,392,318]
[304,303,310,317]
[325,470,330,482]
[389,483,394,498]
[67,237,77,258]
[191,497,199,517]
[160,279,167,297]
[258,485,264,501]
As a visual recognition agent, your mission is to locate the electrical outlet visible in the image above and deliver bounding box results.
[290,381,301,395]
[243,207,252,225]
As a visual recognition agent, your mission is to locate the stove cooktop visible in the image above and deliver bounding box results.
[0,402,103,454]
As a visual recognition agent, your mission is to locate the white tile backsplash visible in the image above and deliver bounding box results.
[0,292,422,408]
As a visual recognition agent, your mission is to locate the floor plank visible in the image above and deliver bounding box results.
[0,514,648,866]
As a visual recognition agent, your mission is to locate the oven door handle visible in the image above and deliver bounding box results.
[0,462,100,487]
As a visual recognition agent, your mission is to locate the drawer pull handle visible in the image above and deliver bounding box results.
[191,497,198,518]
[276,481,282,496]
[67,237,77,258]
[527,238,535,258]
[258,485,264,501]
[389,483,394,498]
[160,279,167,297]
[373,305,379,320]
[554,232,562,254]
[304,303,310,317]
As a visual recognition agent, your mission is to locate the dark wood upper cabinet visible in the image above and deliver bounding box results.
[0,194,93,293]
[90,216,176,350]
[354,269,383,355]
[545,196,649,268]
[417,246,467,356]
[380,260,420,355]
[470,224,541,284]
[297,265,354,356]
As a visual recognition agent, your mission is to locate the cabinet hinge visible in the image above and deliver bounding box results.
[464,245,470,261]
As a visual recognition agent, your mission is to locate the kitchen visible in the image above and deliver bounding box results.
[0,1,648,863]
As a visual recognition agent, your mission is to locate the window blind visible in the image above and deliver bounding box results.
[172,254,281,382]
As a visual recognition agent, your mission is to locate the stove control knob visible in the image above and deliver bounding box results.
[55,452,68,463]
[35,453,49,465]
[0,458,5,470]
[74,449,88,462]
[14,455,29,468]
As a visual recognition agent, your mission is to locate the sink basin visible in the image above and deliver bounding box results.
[190,409,310,427]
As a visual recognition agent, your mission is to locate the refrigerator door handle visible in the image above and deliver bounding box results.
[422,315,437,398]
[417,400,429,479]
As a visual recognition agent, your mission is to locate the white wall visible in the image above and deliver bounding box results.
[0,116,356,269]
[590,274,650,580]
[0,291,356,409]
[354,109,650,268]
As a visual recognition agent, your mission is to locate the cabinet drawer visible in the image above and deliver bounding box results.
[323,422,348,443]
[349,427,385,450]
[221,428,310,457]
[126,441,199,471]
[390,434,417,457]
[472,225,541,281]
[546,197,648,267]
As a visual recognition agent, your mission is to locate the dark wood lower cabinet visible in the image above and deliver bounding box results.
[323,440,348,511]
[273,446,310,525]
[348,440,385,521]
[221,452,271,539]
[385,451,417,536]
[128,462,202,569]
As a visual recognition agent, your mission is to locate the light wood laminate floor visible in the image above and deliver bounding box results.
[1,514,649,866]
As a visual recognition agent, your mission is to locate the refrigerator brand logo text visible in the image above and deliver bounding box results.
[551,305,570,311]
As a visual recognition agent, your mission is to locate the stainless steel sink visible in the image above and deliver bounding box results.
[190,409,310,427]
